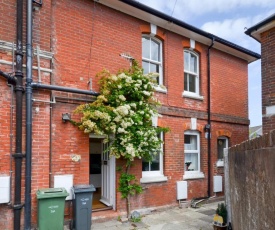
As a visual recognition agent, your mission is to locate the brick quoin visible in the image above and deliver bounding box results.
[261,27,275,134]
[0,0,257,228]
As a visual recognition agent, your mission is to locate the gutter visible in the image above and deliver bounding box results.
[245,13,275,42]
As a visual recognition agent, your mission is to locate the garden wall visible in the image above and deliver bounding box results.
[226,130,275,230]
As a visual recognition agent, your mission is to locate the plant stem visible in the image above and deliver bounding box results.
[126,163,131,219]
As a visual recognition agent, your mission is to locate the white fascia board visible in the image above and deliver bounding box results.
[250,21,275,42]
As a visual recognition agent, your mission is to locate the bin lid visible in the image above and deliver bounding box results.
[36,187,69,199]
[73,184,96,193]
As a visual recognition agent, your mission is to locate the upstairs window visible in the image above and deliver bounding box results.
[142,35,163,86]
[184,50,199,95]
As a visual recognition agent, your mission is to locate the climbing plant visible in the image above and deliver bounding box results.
[73,61,169,218]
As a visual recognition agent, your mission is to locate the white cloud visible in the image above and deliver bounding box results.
[199,11,275,50]
[202,18,251,49]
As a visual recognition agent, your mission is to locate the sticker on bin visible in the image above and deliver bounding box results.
[48,205,59,213]
[81,198,90,205]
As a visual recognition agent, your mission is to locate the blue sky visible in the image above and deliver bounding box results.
[138,0,275,127]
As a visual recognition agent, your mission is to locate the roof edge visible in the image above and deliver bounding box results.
[245,13,275,37]
[119,0,260,60]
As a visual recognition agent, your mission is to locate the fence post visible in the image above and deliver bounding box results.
[224,148,231,224]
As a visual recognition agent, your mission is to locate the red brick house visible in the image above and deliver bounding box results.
[0,0,260,229]
[245,13,275,134]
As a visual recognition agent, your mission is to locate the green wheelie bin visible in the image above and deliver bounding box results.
[36,187,69,230]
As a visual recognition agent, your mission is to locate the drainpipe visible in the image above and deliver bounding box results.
[25,0,33,229]
[207,37,214,198]
[13,0,24,228]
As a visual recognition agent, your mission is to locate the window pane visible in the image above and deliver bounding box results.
[150,63,160,84]
[217,139,227,160]
[142,153,160,171]
[189,74,196,93]
[142,160,150,171]
[142,61,149,74]
[142,37,150,59]
[185,153,198,171]
[190,53,197,73]
[184,73,188,91]
[184,134,197,150]
[151,153,160,171]
[151,40,160,61]
[184,51,189,71]
[150,63,159,73]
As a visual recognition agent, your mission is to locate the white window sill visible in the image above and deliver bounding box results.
[216,160,224,167]
[183,172,205,180]
[182,91,204,100]
[154,85,167,94]
[140,175,168,184]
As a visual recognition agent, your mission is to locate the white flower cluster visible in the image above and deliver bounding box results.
[118,95,126,101]
[93,110,111,122]
[126,143,135,157]
[82,120,97,133]
[114,105,131,117]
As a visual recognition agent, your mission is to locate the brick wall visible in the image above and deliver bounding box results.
[261,27,275,134]
[0,0,250,228]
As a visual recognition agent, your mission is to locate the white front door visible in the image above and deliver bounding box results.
[100,141,115,208]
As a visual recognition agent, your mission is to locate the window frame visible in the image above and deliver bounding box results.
[183,50,201,98]
[141,132,167,183]
[142,35,164,91]
[183,130,204,180]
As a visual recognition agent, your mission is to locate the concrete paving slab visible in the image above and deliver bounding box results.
[72,200,223,230]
